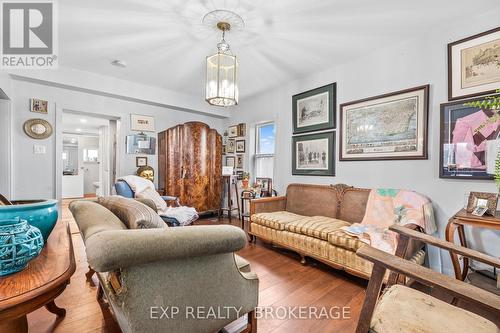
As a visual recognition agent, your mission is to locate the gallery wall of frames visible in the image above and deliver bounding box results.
[291,27,499,183]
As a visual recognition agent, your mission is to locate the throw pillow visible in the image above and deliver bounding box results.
[135,187,167,212]
[98,196,166,229]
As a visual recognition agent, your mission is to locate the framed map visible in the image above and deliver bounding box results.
[340,85,429,161]
[448,27,500,101]
[292,83,336,134]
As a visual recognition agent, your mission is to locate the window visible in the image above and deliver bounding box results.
[254,122,275,179]
[83,148,99,162]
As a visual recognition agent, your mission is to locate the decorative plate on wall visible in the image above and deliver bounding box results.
[23,118,53,139]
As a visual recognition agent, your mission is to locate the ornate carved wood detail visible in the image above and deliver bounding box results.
[330,183,353,213]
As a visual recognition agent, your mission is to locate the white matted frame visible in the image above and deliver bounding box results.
[130,114,155,132]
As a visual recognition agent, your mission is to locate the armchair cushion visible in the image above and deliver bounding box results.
[370,285,497,333]
[98,196,166,229]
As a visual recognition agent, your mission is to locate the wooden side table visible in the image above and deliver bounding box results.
[446,209,500,281]
[219,176,240,223]
[0,219,76,332]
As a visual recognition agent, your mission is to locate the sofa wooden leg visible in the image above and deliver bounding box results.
[96,283,104,302]
[248,310,257,333]
[300,254,307,265]
[85,265,95,281]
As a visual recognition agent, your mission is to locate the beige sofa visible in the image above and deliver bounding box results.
[249,183,426,279]
[70,199,258,333]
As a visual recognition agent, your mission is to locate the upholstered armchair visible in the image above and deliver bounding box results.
[70,200,259,333]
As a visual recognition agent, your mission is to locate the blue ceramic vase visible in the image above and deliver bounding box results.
[0,218,44,276]
[0,199,58,243]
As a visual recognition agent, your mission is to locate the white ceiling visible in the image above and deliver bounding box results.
[59,0,498,100]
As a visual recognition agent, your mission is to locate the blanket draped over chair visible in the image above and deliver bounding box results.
[117,175,198,226]
[341,189,436,254]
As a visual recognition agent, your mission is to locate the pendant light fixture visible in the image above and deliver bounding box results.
[204,10,243,107]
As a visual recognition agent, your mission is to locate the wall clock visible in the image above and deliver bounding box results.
[23,118,53,139]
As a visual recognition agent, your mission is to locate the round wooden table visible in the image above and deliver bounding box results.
[0,219,76,332]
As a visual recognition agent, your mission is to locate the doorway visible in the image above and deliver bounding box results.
[59,110,119,199]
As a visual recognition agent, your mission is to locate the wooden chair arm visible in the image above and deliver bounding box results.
[389,225,500,268]
[356,245,500,314]
[249,196,287,216]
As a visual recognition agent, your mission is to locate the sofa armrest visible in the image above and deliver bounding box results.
[250,196,287,216]
[85,225,247,272]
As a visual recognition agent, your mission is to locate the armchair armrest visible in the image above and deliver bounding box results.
[85,225,246,272]
[389,225,500,268]
[162,195,180,207]
[356,245,500,314]
[250,196,286,216]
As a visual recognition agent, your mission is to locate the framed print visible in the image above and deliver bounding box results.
[340,85,429,161]
[228,125,238,137]
[237,123,246,136]
[136,156,148,167]
[292,132,335,176]
[236,154,244,169]
[440,94,499,179]
[130,114,155,132]
[226,156,235,168]
[236,170,243,180]
[256,177,272,197]
[448,27,500,101]
[293,83,336,134]
[466,192,498,215]
[236,140,246,153]
[227,139,235,153]
[30,98,48,114]
[222,145,227,155]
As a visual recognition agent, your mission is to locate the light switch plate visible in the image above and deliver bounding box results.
[34,145,46,154]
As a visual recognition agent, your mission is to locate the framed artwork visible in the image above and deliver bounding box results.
[236,140,246,153]
[226,156,235,168]
[256,177,272,197]
[292,132,335,176]
[227,139,235,153]
[130,114,155,132]
[292,83,336,134]
[340,85,429,161]
[448,27,500,101]
[136,156,148,167]
[466,192,498,216]
[237,123,246,136]
[228,125,238,137]
[222,145,227,155]
[236,170,243,180]
[439,94,499,179]
[30,98,48,114]
[23,118,53,139]
[236,154,244,169]
[125,134,156,155]
[222,131,229,145]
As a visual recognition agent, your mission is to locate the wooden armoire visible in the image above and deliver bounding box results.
[158,121,222,214]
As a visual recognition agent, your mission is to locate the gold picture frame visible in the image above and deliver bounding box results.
[23,118,53,139]
[466,192,498,216]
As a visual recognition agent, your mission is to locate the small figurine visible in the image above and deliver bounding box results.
[137,166,154,182]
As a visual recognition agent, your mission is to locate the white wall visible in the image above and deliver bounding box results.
[9,78,225,200]
[226,12,500,274]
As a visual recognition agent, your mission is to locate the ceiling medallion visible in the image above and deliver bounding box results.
[203,10,244,107]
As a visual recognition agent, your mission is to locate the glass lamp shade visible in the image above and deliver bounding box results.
[206,52,239,107]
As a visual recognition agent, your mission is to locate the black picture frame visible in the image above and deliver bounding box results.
[292,131,335,176]
[292,83,336,134]
[439,94,499,180]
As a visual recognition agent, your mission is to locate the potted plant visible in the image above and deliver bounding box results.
[242,172,250,189]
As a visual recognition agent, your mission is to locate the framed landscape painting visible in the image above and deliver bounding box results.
[292,132,335,176]
[448,27,500,101]
[292,83,336,134]
[439,94,499,180]
[340,85,429,161]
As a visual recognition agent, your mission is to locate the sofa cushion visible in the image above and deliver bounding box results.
[251,211,304,230]
[327,230,366,251]
[370,285,497,333]
[98,196,166,229]
[69,200,127,242]
[285,216,350,241]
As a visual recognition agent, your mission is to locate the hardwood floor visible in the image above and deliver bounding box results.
[26,200,367,333]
